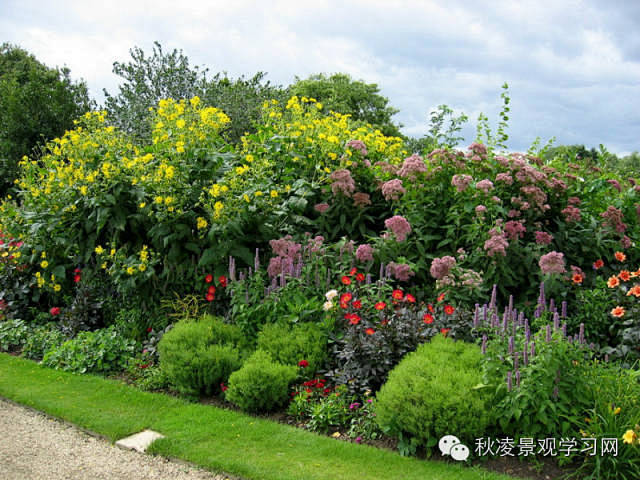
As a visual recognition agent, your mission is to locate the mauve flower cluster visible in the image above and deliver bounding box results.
[568,196,581,205]
[352,192,371,208]
[267,235,302,277]
[607,179,621,192]
[398,154,427,179]
[330,169,356,197]
[484,223,509,257]
[436,267,482,290]
[386,262,415,281]
[520,185,548,211]
[345,139,368,156]
[534,231,553,245]
[451,174,473,192]
[475,179,494,193]
[355,243,374,262]
[504,220,526,240]
[539,251,566,274]
[430,255,457,279]
[384,215,411,242]
[475,205,487,217]
[381,179,406,201]
[600,206,627,233]
[561,205,581,223]
[374,161,399,175]
[314,203,330,213]
[495,172,514,185]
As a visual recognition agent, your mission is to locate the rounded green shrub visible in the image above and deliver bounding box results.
[257,322,327,374]
[226,350,298,413]
[158,315,246,396]
[375,335,491,450]
[22,323,65,360]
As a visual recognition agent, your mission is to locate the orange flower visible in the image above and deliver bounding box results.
[572,273,583,284]
[611,306,625,318]
[374,301,386,310]
[437,292,446,302]
[349,267,358,276]
[340,292,353,304]
[593,259,604,270]
[444,305,455,315]
[619,270,631,282]
[341,276,351,285]
[405,293,416,303]
[627,285,640,297]
[440,328,451,336]
[423,313,434,324]
[392,289,404,300]
[427,303,434,313]
[607,276,620,288]
[365,328,375,335]
[631,269,640,278]
[615,251,627,262]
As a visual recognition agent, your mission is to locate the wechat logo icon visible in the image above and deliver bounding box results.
[439,434,470,461]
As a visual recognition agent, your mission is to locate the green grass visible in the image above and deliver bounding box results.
[0,353,519,480]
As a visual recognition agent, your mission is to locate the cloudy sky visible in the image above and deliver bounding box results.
[2,0,638,154]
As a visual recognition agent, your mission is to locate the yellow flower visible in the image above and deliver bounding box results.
[243,194,250,203]
[197,217,208,230]
[41,252,46,259]
[101,262,107,269]
[622,430,637,444]
[139,202,146,209]
[246,154,254,163]
[613,407,622,415]
[270,190,278,198]
[40,260,49,269]
[110,248,116,257]
[94,245,105,255]
[79,186,88,195]
[164,196,174,205]
[138,264,147,272]
[254,191,263,197]
[126,266,135,275]
[176,119,186,129]
[154,196,164,204]
[190,96,200,107]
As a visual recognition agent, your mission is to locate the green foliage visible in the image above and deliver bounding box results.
[103,41,208,140]
[41,325,137,374]
[289,73,402,137]
[225,350,298,413]
[257,321,327,374]
[568,279,612,350]
[0,318,29,352]
[375,335,490,454]
[406,104,468,154]
[0,43,93,196]
[22,323,65,360]
[158,316,246,396]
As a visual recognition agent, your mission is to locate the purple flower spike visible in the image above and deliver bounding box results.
[514,354,519,371]
[507,371,513,392]
[534,306,541,319]
[379,262,384,280]
[245,288,249,303]
[579,323,585,344]
[546,324,552,342]
[254,248,260,272]
[553,387,559,399]
[508,336,514,354]
[553,312,560,330]
[508,295,514,315]
[589,343,595,350]
[481,335,488,355]
[561,301,567,318]
[530,342,536,357]
[538,282,546,311]
[482,305,488,324]
[365,273,372,285]
[561,323,567,337]
[502,311,508,332]
[474,304,480,327]
[516,370,521,388]
[549,298,555,314]
[523,344,529,366]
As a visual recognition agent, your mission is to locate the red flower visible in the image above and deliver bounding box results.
[356,273,365,282]
[139,364,149,369]
[218,275,227,287]
[206,293,215,302]
[572,274,583,284]
[593,259,604,270]
[340,292,353,304]
[208,285,216,294]
[205,274,213,283]
[73,274,81,283]
[146,327,153,333]
[340,302,349,309]
[392,289,404,300]
[323,387,332,394]
[444,305,455,315]
[298,359,309,368]
[619,270,631,282]
[440,328,451,336]
[423,313,434,324]
[220,382,228,392]
[346,313,361,325]
[352,300,362,309]
[405,294,416,303]
[74,268,82,274]
[365,328,375,335]
[374,301,386,310]
[437,292,446,302]
[341,276,351,285]
[349,267,358,276]
[615,251,627,262]
[427,303,434,313]
[49,307,60,316]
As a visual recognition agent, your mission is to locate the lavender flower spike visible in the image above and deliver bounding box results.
[530,342,536,357]
[515,370,521,388]
[254,248,260,272]
[523,343,529,366]
[473,304,480,327]
[553,312,560,331]
[508,336,514,354]
[481,335,488,355]
[538,282,546,311]
[546,324,552,342]
[561,300,567,318]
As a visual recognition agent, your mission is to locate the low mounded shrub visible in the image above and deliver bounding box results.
[257,322,327,375]
[158,315,246,396]
[375,335,491,451]
[41,325,137,374]
[0,319,29,352]
[22,323,65,360]
[225,350,298,413]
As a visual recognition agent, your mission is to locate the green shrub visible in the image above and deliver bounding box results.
[0,319,29,352]
[226,350,298,413]
[22,323,65,360]
[375,335,491,452]
[41,326,137,374]
[257,322,327,374]
[158,315,246,396]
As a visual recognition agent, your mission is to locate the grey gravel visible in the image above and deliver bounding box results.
[0,398,232,480]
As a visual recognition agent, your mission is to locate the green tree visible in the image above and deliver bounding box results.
[0,43,93,196]
[289,73,402,137]
[103,41,208,141]
[405,104,468,154]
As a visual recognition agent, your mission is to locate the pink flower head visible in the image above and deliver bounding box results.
[430,256,457,280]
[475,205,487,217]
[495,173,513,185]
[535,231,553,245]
[398,154,427,179]
[476,179,494,193]
[562,205,581,223]
[381,179,406,201]
[329,169,356,197]
[539,251,566,275]
[504,220,526,240]
[352,192,371,207]
[387,262,415,282]
[314,203,330,213]
[384,215,412,242]
[345,139,368,156]
[451,174,473,192]
[355,244,374,262]
[607,179,621,192]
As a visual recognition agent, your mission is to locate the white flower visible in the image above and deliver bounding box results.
[325,289,338,301]
[323,301,334,311]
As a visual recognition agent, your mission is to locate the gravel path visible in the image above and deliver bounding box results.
[0,398,231,480]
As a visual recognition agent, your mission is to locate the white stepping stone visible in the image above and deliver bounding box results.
[116,429,165,453]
